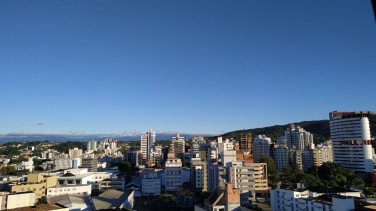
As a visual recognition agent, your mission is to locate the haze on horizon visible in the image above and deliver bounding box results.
[1,1,375,135]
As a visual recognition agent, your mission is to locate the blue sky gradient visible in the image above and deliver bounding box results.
[1,1,376,135]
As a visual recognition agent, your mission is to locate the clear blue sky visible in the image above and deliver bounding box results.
[1,1,375,135]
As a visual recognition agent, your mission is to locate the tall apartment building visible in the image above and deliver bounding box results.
[207,159,219,191]
[87,140,97,152]
[273,146,289,172]
[253,135,271,163]
[170,133,185,155]
[81,157,98,172]
[276,136,287,145]
[291,149,304,170]
[329,111,375,172]
[141,128,156,165]
[221,150,237,167]
[165,154,182,194]
[190,151,207,192]
[302,149,321,171]
[69,148,83,158]
[227,162,268,203]
[239,133,252,151]
[316,141,333,163]
[142,173,161,197]
[213,165,227,190]
[285,125,313,150]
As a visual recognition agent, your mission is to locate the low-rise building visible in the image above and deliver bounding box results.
[47,184,92,197]
[271,186,364,211]
[57,169,94,187]
[0,191,35,210]
[198,183,241,211]
[99,178,124,193]
[9,173,57,203]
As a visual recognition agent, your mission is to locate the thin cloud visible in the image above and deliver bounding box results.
[37,123,45,125]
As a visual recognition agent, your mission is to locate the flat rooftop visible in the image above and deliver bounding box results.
[92,190,133,210]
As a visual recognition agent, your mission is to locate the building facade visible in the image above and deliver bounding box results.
[87,140,97,152]
[141,128,156,165]
[329,111,374,172]
[253,135,271,163]
[69,148,83,158]
[239,133,252,151]
[165,154,182,193]
[285,125,313,150]
[142,173,161,197]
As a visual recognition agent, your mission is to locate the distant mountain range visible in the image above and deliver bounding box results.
[216,115,376,144]
[2,115,375,144]
[0,131,216,143]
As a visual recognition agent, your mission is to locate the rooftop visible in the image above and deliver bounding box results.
[92,190,133,210]
[7,204,67,211]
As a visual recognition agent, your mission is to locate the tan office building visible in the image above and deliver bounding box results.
[9,173,57,202]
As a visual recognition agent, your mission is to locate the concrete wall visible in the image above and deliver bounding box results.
[6,192,35,209]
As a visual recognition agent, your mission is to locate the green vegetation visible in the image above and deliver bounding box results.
[155,140,172,147]
[364,187,376,197]
[0,166,16,175]
[36,196,47,205]
[282,162,365,188]
[153,194,176,211]
[196,191,212,207]
[259,154,278,187]
[50,141,86,153]
[215,114,376,144]
[117,161,133,184]
[0,145,21,157]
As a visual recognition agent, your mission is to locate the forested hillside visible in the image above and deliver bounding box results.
[215,114,376,144]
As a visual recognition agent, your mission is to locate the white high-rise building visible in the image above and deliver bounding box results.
[141,128,156,164]
[253,135,271,163]
[316,140,333,163]
[329,111,375,172]
[285,125,313,150]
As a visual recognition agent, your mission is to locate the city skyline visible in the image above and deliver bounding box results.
[1,1,376,135]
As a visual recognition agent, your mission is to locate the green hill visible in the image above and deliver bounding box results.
[215,114,376,144]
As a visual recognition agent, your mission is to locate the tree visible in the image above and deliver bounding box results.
[282,164,304,188]
[364,187,376,197]
[260,154,279,186]
[317,162,364,187]
[300,174,323,188]
[196,191,212,206]
[176,188,194,208]
[36,196,47,205]
[153,194,176,211]
[118,161,131,172]
[0,166,16,175]
[155,162,162,169]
